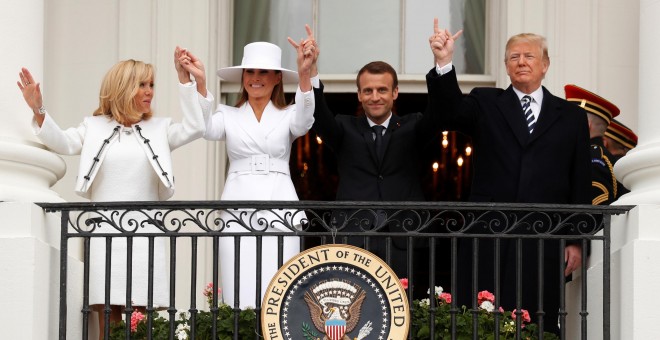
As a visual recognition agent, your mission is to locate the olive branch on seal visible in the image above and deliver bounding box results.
[302,322,319,340]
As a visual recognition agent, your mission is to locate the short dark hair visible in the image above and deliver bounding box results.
[356,61,398,90]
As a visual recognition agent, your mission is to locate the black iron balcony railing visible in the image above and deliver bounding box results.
[38,201,632,340]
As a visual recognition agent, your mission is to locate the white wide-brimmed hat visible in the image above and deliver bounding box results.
[216,42,298,83]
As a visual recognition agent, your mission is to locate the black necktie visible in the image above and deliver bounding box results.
[372,125,385,160]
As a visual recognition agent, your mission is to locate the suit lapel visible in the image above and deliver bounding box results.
[259,102,287,138]
[528,87,562,143]
[497,86,529,146]
[235,103,267,152]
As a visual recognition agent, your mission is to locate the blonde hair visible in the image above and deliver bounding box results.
[93,60,154,125]
[504,33,549,63]
[235,70,288,109]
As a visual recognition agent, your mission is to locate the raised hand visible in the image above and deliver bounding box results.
[175,46,207,97]
[429,18,463,68]
[303,24,319,76]
[174,46,191,82]
[17,68,45,126]
[17,67,42,111]
[287,24,317,91]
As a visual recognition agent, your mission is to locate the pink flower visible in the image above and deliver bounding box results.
[439,292,452,304]
[511,309,531,323]
[203,282,222,307]
[203,282,222,299]
[477,290,495,305]
[400,278,409,290]
[130,311,145,333]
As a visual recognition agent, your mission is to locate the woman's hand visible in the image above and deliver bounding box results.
[302,24,319,76]
[288,24,317,92]
[17,67,45,126]
[175,46,207,97]
[174,46,192,83]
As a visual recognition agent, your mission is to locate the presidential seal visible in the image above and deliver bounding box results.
[261,244,409,340]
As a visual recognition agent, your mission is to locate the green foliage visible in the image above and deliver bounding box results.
[184,305,257,340]
[109,313,182,339]
[410,299,560,340]
[108,300,561,340]
[107,282,559,340]
[108,307,257,340]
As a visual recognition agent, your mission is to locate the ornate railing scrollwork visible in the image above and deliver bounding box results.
[41,201,629,240]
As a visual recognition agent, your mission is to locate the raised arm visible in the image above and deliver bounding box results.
[17,68,45,127]
[421,19,476,137]
[286,25,318,136]
[289,26,339,149]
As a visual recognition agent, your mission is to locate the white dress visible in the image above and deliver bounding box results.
[33,83,207,307]
[87,128,169,307]
[203,87,314,308]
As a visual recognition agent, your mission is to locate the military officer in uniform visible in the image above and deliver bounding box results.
[604,118,638,163]
[603,118,638,195]
[565,84,621,205]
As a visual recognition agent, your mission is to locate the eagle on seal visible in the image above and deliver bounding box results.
[303,286,367,340]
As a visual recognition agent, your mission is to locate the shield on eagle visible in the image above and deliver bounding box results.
[325,318,347,340]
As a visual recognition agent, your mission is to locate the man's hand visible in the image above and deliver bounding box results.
[429,18,463,68]
[564,244,583,276]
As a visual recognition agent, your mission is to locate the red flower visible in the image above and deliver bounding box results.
[439,292,452,304]
[477,290,495,305]
[130,311,145,332]
[511,309,531,323]
[400,278,409,290]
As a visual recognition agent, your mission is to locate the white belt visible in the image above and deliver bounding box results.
[228,154,290,175]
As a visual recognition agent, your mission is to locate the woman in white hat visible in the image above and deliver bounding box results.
[189,29,317,308]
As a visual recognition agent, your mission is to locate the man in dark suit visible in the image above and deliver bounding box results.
[308,36,444,289]
[429,19,591,334]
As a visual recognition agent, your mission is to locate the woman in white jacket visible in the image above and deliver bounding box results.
[17,48,207,339]
[198,33,316,308]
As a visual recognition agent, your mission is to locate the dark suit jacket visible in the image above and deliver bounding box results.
[431,67,591,334]
[311,77,443,279]
[429,68,591,204]
[312,80,442,202]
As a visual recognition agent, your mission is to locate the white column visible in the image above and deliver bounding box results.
[614,0,660,205]
[600,1,660,339]
[0,203,84,339]
[0,1,65,203]
[0,1,76,339]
